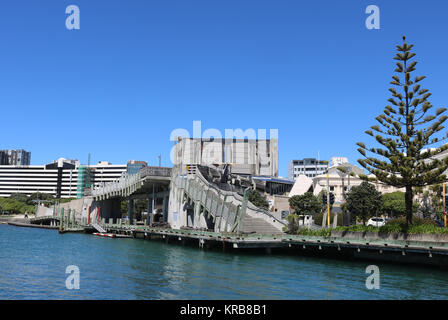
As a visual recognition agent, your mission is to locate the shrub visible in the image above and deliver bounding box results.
[297,228,331,237]
[285,214,299,234]
[334,216,446,234]
[248,190,269,210]
[334,225,380,233]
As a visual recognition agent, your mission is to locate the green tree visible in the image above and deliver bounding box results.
[346,182,382,225]
[289,193,322,216]
[121,200,128,215]
[134,199,147,221]
[289,192,322,226]
[27,192,54,205]
[357,36,448,226]
[248,190,269,210]
[381,191,406,218]
[9,193,29,203]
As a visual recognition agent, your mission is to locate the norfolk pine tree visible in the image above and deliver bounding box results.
[357,36,448,226]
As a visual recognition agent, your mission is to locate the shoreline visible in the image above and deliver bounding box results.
[4,220,448,269]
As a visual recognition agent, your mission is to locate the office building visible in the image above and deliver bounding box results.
[0,149,31,165]
[0,159,140,199]
[288,158,328,180]
[127,160,148,176]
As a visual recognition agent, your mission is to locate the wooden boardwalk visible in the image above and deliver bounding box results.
[51,218,448,268]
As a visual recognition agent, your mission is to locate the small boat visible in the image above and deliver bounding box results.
[93,232,116,238]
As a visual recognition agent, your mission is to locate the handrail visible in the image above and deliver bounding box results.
[92,166,172,198]
[193,167,285,225]
[172,165,286,227]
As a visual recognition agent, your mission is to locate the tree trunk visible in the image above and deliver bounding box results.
[405,185,413,226]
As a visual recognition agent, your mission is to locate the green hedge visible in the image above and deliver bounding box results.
[297,228,331,237]
[334,217,448,235]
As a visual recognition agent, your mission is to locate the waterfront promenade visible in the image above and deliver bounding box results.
[5,211,448,268]
[6,213,440,268]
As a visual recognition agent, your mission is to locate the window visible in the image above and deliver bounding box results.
[330,186,334,191]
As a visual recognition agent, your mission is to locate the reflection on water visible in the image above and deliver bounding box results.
[1,224,448,299]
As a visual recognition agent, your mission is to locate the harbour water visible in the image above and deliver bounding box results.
[1,224,447,300]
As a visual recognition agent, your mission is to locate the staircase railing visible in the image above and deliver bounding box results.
[171,165,286,232]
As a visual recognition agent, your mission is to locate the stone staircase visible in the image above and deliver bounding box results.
[171,165,287,234]
[241,215,284,234]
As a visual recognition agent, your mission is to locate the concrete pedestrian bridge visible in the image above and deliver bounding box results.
[57,164,286,234]
[91,166,172,200]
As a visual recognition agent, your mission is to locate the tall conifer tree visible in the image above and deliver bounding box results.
[357,36,448,225]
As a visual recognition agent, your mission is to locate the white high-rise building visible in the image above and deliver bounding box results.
[0,160,128,199]
[288,158,328,180]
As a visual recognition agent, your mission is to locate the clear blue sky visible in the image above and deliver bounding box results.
[1,0,447,177]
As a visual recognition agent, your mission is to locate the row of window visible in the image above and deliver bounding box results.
[293,167,327,172]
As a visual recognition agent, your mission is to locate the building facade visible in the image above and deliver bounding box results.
[0,149,31,165]
[0,151,7,165]
[288,158,328,180]
[127,160,148,176]
[0,159,131,199]
[173,137,278,177]
[289,161,405,204]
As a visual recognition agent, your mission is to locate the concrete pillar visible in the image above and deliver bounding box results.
[146,197,152,226]
[129,199,134,225]
[333,212,338,228]
[163,195,168,223]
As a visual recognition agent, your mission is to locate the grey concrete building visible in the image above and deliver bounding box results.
[173,137,278,177]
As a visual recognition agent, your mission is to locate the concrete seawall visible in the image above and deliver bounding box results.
[331,230,448,245]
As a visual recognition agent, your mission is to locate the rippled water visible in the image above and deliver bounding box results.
[1,224,448,299]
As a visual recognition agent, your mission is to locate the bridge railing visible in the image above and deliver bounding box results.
[91,171,141,198]
[196,168,286,227]
[91,166,172,199]
[171,165,286,232]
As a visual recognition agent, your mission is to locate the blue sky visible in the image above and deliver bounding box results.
[1,0,447,177]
